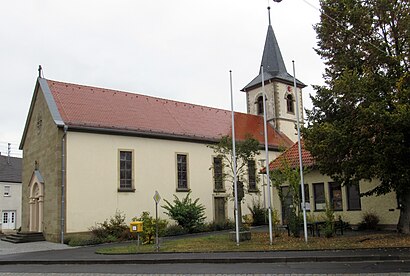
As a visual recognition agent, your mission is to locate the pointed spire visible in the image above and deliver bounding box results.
[241,6,306,91]
[259,6,287,75]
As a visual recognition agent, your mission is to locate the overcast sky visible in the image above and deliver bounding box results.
[0,0,325,157]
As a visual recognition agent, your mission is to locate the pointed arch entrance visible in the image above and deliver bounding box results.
[29,171,44,232]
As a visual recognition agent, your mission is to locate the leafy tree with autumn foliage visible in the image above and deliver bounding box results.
[208,135,260,228]
[303,0,410,232]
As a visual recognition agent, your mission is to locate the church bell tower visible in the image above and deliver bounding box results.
[241,7,306,143]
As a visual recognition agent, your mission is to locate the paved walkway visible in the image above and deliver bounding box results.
[0,239,72,256]
[0,228,409,265]
[0,239,409,265]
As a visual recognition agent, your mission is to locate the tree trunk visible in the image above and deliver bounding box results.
[397,190,410,234]
[237,201,243,229]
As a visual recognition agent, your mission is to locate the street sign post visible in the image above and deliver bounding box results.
[153,191,161,252]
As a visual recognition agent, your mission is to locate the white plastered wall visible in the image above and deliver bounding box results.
[65,131,280,233]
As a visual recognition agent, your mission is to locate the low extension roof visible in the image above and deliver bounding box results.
[0,155,22,183]
[265,140,315,172]
[21,78,293,150]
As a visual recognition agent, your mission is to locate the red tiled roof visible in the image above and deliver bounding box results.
[46,79,293,148]
[267,140,315,171]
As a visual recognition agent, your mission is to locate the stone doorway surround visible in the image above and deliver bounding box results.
[28,170,44,232]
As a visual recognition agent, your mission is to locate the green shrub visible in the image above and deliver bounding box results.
[288,207,302,237]
[67,236,102,246]
[271,209,281,237]
[205,220,235,231]
[164,224,188,236]
[162,192,206,233]
[89,211,129,242]
[133,211,168,244]
[323,201,335,238]
[248,200,267,226]
[358,212,380,230]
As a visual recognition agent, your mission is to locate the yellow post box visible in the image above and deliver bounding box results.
[130,221,143,233]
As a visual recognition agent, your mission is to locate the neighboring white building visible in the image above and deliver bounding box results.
[267,141,399,228]
[0,155,22,233]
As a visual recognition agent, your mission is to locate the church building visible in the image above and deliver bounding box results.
[19,8,304,242]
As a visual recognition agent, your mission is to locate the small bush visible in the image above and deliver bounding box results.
[271,209,281,237]
[68,236,102,247]
[162,192,206,233]
[205,220,235,231]
[89,211,129,243]
[359,212,380,230]
[164,224,188,236]
[323,201,335,238]
[287,207,302,237]
[133,211,168,244]
[248,200,267,226]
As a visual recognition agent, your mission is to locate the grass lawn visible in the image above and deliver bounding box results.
[96,231,410,254]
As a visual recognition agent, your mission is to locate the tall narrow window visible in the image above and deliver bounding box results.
[3,185,10,197]
[177,154,188,191]
[248,160,257,191]
[329,182,343,211]
[299,184,310,210]
[313,183,325,211]
[257,96,264,115]
[213,157,224,191]
[347,183,361,210]
[286,94,294,113]
[119,150,133,191]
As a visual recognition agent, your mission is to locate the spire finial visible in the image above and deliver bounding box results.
[38,65,42,78]
[267,6,271,26]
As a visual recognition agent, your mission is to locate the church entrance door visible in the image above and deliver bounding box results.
[214,197,226,224]
[28,172,44,233]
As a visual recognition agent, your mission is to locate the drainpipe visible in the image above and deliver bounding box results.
[61,125,68,244]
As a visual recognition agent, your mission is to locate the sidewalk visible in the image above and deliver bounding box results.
[1,228,410,265]
[1,243,409,265]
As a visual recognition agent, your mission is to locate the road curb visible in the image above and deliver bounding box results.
[1,255,409,265]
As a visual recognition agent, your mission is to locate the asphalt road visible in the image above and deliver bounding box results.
[0,260,410,275]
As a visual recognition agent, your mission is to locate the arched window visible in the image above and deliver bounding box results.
[286,94,294,113]
[257,96,264,115]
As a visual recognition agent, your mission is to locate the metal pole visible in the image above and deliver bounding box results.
[261,66,273,245]
[293,60,308,243]
[155,201,159,251]
[230,70,240,246]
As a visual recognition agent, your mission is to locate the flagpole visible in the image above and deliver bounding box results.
[293,60,308,243]
[230,70,240,246]
[261,66,273,245]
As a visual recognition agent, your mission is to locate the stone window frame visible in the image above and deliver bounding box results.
[247,159,258,192]
[118,149,135,192]
[255,95,264,115]
[299,183,310,211]
[347,183,361,211]
[313,182,326,211]
[212,156,225,192]
[285,93,295,114]
[329,182,343,211]
[175,153,190,192]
